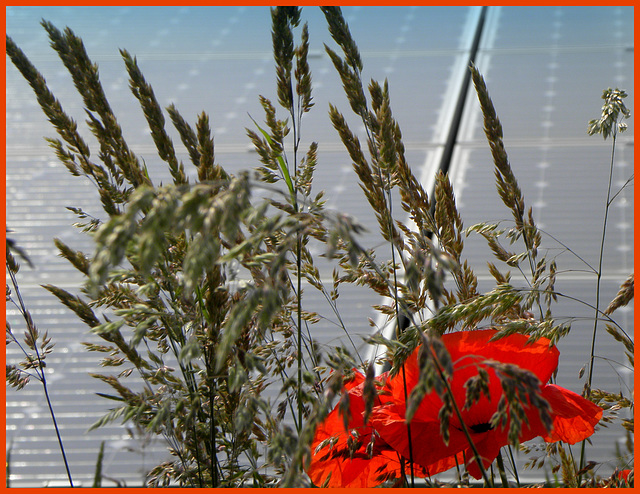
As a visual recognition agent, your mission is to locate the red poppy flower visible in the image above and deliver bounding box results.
[370,329,603,480]
[614,468,633,485]
[306,370,425,487]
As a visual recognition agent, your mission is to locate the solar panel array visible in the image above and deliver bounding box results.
[6,6,634,486]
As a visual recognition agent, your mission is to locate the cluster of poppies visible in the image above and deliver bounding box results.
[307,329,603,487]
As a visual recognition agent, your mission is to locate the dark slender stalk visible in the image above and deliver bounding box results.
[41,375,74,486]
[7,268,74,487]
[585,132,617,392]
[579,127,618,479]
[386,178,414,487]
[291,81,304,436]
[426,341,492,486]
[191,412,204,487]
[400,365,415,487]
[367,134,415,484]
[6,441,12,488]
[496,451,509,487]
[507,446,521,487]
[210,375,219,487]
[194,283,220,486]
[297,235,303,432]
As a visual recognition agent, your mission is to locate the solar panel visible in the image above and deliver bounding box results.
[6,6,633,486]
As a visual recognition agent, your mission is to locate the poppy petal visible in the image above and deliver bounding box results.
[375,331,582,480]
[371,401,472,474]
[540,384,602,444]
[307,433,404,488]
[463,428,510,479]
[308,370,408,487]
[312,332,601,486]
[443,329,559,384]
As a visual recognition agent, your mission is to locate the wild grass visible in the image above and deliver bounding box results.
[6,236,74,487]
[5,6,633,488]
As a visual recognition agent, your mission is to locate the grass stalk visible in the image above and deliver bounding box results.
[583,129,618,397]
[400,364,416,487]
[210,371,219,487]
[507,445,521,487]
[496,451,509,487]
[387,180,415,486]
[7,268,74,487]
[41,378,75,486]
[579,121,618,480]
[579,88,630,482]
[92,441,105,488]
[428,348,492,487]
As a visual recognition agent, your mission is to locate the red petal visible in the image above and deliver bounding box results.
[616,469,633,484]
[540,384,603,444]
[443,329,559,384]
[374,330,566,480]
[307,370,407,487]
[307,434,404,488]
[333,332,595,484]
[463,428,510,479]
[343,369,366,391]
[371,401,471,475]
